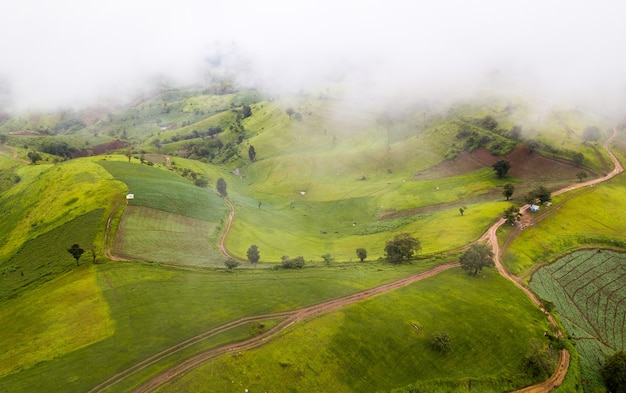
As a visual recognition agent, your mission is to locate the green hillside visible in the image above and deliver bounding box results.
[0,86,623,393]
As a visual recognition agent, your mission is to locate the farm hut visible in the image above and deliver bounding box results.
[530,204,539,212]
[126,194,135,200]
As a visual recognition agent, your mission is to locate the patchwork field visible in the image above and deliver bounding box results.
[530,250,626,391]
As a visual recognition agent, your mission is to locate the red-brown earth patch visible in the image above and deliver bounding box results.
[413,145,592,182]
[71,140,127,158]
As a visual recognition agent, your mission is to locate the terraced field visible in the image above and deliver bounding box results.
[530,249,626,391]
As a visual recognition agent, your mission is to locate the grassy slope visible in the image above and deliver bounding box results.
[0,157,125,263]
[0,91,619,393]
[157,268,552,393]
[0,259,452,393]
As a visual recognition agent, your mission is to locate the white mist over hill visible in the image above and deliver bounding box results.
[0,0,625,115]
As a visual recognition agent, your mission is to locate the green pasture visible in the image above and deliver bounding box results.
[226,188,509,261]
[0,209,103,300]
[158,268,553,393]
[530,250,626,392]
[0,258,451,393]
[0,267,113,377]
[0,158,125,262]
[502,173,626,279]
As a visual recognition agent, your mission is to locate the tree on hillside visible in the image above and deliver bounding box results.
[241,105,252,119]
[503,183,515,200]
[384,233,420,263]
[321,253,333,266]
[530,185,552,204]
[459,206,467,216]
[492,160,511,179]
[67,244,85,266]
[503,205,522,225]
[286,108,295,119]
[430,331,452,353]
[601,351,626,393]
[356,248,367,262]
[576,170,588,182]
[27,151,42,164]
[247,245,260,265]
[216,177,227,197]
[583,126,601,142]
[248,145,256,162]
[572,152,584,166]
[126,147,132,162]
[460,243,494,275]
[480,115,499,131]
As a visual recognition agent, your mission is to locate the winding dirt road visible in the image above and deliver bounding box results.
[93,128,622,392]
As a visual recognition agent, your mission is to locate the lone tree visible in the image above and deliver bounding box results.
[385,233,420,263]
[224,259,240,270]
[503,183,515,200]
[583,126,601,142]
[530,185,552,204]
[459,243,494,275]
[27,151,42,164]
[248,145,256,162]
[356,248,367,262]
[286,108,295,119]
[601,351,626,393]
[459,206,467,216]
[503,205,522,225]
[576,170,588,182]
[247,245,260,265]
[572,152,584,166]
[216,177,227,197]
[321,253,333,266]
[492,160,511,179]
[67,244,85,266]
[430,331,452,353]
[89,245,97,264]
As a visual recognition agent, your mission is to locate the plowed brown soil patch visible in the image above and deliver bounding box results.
[414,145,591,181]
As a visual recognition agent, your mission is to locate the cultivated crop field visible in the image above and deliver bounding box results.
[114,206,223,266]
[530,249,626,391]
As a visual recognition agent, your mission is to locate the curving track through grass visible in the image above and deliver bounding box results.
[94,128,622,392]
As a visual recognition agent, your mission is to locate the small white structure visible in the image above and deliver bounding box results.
[126,194,135,200]
[530,204,539,212]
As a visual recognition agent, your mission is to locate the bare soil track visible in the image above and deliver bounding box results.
[94,129,622,393]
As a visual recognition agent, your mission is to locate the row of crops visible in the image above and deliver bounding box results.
[530,249,626,391]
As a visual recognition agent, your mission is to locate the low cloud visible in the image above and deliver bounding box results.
[1,0,625,115]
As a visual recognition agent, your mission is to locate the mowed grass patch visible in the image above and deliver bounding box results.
[502,174,626,279]
[530,250,626,391]
[0,266,113,376]
[0,259,447,392]
[98,160,225,222]
[160,268,551,393]
[113,206,222,266]
[0,209,104,300]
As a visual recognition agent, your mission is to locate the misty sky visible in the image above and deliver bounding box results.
[1,0,625,111]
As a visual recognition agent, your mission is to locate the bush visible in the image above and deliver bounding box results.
[281,256,305,269]
[429,331,452,353]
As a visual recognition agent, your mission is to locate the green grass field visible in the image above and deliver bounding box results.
[530,250,626,392]
[0,89,622,393]
[156,268,552,393]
